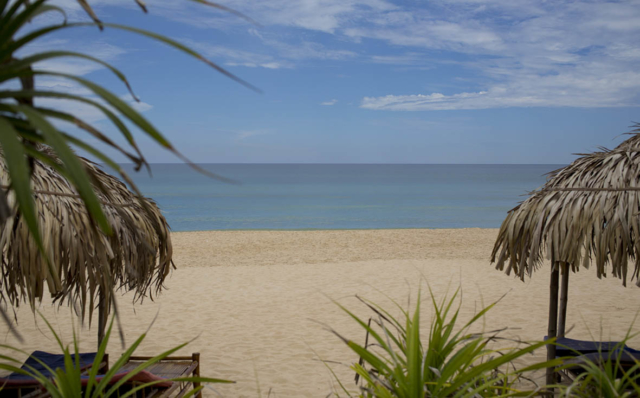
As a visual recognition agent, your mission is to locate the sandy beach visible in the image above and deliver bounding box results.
[2,229,640,397]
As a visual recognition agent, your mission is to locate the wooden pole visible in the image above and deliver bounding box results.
[97,288,107,348]
[558,263,570,338]
[193,352,202,398]
[546,263,560,388]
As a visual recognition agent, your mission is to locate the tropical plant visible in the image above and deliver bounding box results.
[325,288,561,397]
[0,314,233,397]
[556,334,640,397]
[0,0,255,334]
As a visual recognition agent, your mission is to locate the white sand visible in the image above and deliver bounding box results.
[2,229,640,397]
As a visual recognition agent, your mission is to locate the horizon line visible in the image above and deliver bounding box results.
[110,162,567,166]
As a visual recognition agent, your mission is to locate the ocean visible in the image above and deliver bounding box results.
[121,164,562,232]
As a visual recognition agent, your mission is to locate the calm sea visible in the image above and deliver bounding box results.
[120,164,562,232]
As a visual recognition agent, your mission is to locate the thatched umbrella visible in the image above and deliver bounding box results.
[491,126,640,385]
[0,145,173,345]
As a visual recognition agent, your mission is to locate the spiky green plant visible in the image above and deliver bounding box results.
[556,333,640,397]
[327,289,561,397]
[0,314,232,397]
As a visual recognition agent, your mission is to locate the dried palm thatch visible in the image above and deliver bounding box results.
[491,125,640,287]
[0,145,173,325]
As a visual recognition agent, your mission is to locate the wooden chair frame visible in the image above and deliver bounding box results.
[116,353,201,398]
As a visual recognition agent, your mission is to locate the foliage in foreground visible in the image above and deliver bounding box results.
[556,332,640,398]
[327,289,561,397]
[0,0,253,338]
[0,315,232,397]
[0,0,251,259]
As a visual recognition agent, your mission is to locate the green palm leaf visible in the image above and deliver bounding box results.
[17,106,112,233]
[0,0,257,351]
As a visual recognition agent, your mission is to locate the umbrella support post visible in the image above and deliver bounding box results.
[546,264,560,391]
[97,289,107,348]
[558,264,569,338]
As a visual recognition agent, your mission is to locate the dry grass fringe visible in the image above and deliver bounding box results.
[0,145,172,324]
[492,125,640,287]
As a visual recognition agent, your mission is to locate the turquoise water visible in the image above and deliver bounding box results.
[121,164,561,232]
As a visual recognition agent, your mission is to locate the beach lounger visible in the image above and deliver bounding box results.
[545,337,640,382]
[0,351,106,398]
[0,352,202,398]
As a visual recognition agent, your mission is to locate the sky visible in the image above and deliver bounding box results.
[18,0,640,164]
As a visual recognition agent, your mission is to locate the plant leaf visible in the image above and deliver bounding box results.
[17,106,112,234]
[0,116,61,289]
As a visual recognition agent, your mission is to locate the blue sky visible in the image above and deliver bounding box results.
[22,0,640,163]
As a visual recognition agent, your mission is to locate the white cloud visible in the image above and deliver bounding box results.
[183,35,355,69]
[166,0,640,110]
[320,99,338,106]
[234,130,268,142]
[259,62,286,69]
[120,94,153,113]
[370,52,436,66]
[17,39,128,76]
[356,1,640,110]
[26,77,152,124]
[361,67,640,111]
[36,77,93,96]
[225,0,396,33]
[50,0,394,33]
[345,19,505,53]
[371,53,421,65]
[46,0,640,111]
[181,40,293,69]
[225,61,290,69]
[9,36,146,122]
[259,39,357,61]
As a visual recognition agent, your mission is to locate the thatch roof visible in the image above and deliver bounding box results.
[0,145,173,322]
[491,127,640,287]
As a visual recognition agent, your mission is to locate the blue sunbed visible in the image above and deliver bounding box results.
[544,337,640,381]
[0,351,98,397]
[549,337,640,358]
[0,351,97,383]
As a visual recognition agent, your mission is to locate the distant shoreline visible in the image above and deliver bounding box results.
[170,226,500,233]
[114,162,566,166]
[170,228,501,268]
